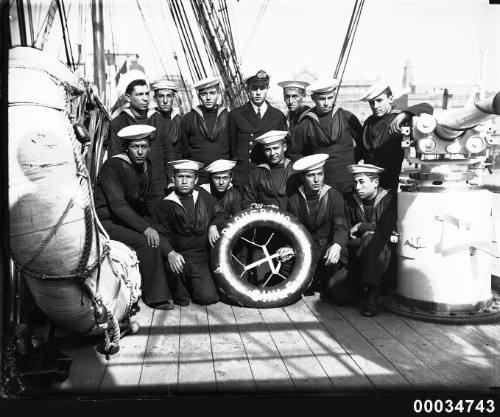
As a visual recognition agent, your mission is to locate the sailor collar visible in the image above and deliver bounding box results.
[353,188,389,214]
[123,108,157,119]
[199,182,233,194]
[297,184,331,213]
[164,189,200,208]
[192,105,226,119]
[256,158,291,171]
[298,107,338,124]
[153,107,181,119]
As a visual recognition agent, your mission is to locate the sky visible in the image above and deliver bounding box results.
[21,0,500,102]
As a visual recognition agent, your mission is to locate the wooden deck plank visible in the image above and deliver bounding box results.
[232,306,295,392]
[401,317,495,386]
[303,295,411,390]
[138,307,180,395]
[369,338,447,390]
[206,303,255,393]
[259,306,335,392]
[98,300,154,394]
[283,299,374,391]
[374,314,488,390]
[58,343,108,394]
[177,304,216,392]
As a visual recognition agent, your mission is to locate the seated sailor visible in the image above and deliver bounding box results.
[150,159,225,306]
[94,124,174,310]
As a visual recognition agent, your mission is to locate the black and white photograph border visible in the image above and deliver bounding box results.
[1,0,500,411]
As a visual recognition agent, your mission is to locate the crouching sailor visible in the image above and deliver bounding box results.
[276,154,349,295]
[200,159,242,231]
[151,160,224,306]
[344,163,397,316]
[94,124,174,310]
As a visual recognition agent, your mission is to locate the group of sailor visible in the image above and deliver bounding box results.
[94,69,432,317]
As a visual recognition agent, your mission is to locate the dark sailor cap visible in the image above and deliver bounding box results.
[245,70,270,87]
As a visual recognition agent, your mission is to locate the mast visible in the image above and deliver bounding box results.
[91,0,106,105]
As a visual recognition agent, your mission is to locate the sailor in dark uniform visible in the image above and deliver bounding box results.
[148,78,183,200]
[357,80,433,191]
[289,79,363,195]
[228,70,287,190]
[150,160,224,306]
[200,159,242,240]
[180,77,230,185]
[241,130,298,211]
[277,80,311,134]
[277,154,349,295]
[107,71,156,157]
[343,163,397,317]
[94,125,174,310]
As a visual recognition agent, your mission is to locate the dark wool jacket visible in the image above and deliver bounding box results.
[286,105,310,134]
[289,107,363,186]
[107,108,156,157]
[199,183,242,222]
[180,105,230,167]
[357,103,433,190]
[344,188,397,241]
[150,187,225,261]
[94,155,153,233]
[241,159,299,211]
[228,101,287,188]
[148,109,182,199]
[287,185,349,251]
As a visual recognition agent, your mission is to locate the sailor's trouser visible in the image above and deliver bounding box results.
[101,220,173,306]
[164,259,220,306]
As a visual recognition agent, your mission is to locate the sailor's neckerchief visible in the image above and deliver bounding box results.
[297,183,332,231]
[255,158,291,197]
[163,189,209,235]
[352,188,389,221]
[192,105,228,142]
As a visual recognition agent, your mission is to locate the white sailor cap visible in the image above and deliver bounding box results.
[117,69,149,97]
[293,154,329,172]
[151,78,180,92]
[346,163,385,175]
[309,78,339,95]
[168,159,204,173]
[254,130,288,146]
[203,159,237,174]
[117,124,156,142]
[277,80,310,94]
[358,80,393,102]
[193,76,220,91]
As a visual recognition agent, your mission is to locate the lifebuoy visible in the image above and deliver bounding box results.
[211,206,314,308]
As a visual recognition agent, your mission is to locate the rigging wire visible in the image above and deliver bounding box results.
[177,0,208,79]
[135,0,169,77]
[240,0,269,63]
[333,0,365,107]
[168,0,201,81]
[56,0,75,69]
[26,0,35,46]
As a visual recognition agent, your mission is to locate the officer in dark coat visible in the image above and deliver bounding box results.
[289,78,363,195]
[148,78,183,200]
[241,130,299,211]
[277,154,349,294]
[228,70,287,190]
[343,163,397,317]
[107,71,156,157]
[200,159,242,232]
[94,125,174,310]
[180,77,230,185]
[357,81,433,191]
[277,80,311,134]
[150,160,225,306]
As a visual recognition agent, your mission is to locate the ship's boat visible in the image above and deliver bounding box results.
[8,47,141,354]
